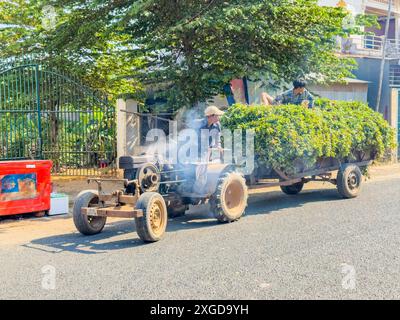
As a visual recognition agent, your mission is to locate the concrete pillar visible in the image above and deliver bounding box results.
[125,99,140,156]
[116,99,141,168]
[116,99,127,165]
[390,88,399,161]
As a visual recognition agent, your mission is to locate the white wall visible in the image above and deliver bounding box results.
[116,99,141,162]
[308,83,369,102]
[318,0,365,14]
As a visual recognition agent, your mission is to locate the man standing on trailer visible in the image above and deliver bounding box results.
[261,78,315,109]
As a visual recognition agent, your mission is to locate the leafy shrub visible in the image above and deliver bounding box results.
[221,99,396,174]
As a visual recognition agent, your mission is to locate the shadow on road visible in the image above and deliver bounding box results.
[246,188,342,216]
[24,187,343,254]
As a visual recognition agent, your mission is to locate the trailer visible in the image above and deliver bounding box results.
[245,154,372,199]
[73,150,373,243]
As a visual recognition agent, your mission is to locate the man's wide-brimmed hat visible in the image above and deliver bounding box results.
[204,105,224,117]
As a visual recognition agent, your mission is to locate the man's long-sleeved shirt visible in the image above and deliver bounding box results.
[198,118,221,148]
[273,89,314,108]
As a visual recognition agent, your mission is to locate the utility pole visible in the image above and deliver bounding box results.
[376,0,393,112]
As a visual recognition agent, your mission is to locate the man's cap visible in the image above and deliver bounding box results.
[204,105,224,117]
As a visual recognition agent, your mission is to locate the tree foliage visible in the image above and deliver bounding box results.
[0,0,142,98]
[1,0,378,108]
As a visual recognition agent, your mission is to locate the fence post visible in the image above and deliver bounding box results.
[35,64,43,159]
[116,99,141,168]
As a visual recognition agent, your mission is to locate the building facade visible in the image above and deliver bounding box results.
[319,0,399,150]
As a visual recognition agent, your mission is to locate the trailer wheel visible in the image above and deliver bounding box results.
[135,192,168,242]
[280,182,304,195]
[337,164,363,199]
[210,171,248,223]
[73,190,106,235]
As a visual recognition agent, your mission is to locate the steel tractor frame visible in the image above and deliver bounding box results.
[73,151,372,243]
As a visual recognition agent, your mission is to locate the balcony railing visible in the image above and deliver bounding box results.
[337,35,400,59]
[338,35,384,57]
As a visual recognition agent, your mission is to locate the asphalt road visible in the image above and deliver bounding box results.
[1,165,400,300]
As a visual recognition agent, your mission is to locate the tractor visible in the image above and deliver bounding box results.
[73,155,249,242]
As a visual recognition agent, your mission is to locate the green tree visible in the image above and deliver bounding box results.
[46,0,378,109]
[1,0,377,108]
[0,0,142,98]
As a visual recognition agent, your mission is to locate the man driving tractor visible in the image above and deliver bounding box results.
[197,105,224,162]
[200,105,224,147]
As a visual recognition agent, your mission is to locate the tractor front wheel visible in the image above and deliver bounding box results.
[73,190,106,235]
[135,192,168,242]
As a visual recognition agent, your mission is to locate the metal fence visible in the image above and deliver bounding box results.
[0,57,117,176]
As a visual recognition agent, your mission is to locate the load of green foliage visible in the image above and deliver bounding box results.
[221,99,396,174]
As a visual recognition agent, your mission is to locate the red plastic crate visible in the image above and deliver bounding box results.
[0,160,52,216]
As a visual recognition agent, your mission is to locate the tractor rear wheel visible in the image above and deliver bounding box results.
[210,171,248,223]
